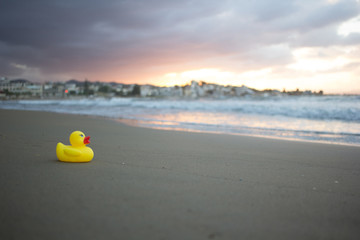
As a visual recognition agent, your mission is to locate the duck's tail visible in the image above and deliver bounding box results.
[56,142,64,160]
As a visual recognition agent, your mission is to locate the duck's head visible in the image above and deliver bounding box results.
[69,131,91,147]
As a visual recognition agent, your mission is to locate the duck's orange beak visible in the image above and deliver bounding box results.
[84,136,91,145]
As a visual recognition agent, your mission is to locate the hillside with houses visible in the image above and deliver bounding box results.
[0,77,323,100]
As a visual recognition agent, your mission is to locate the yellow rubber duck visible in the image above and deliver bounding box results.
[56,131,94,163]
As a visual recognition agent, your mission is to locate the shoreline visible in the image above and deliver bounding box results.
[1,109,360,239]
[117,117,360,148]
[1,106,359,147]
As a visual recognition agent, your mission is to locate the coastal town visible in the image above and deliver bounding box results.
[0,77,323,99]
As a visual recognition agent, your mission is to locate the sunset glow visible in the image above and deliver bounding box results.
[1,0,360,94]
[287,48,352,72]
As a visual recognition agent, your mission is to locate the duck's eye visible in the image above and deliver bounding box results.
[80,134,84,137]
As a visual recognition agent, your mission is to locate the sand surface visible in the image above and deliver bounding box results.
[1,109,360,240]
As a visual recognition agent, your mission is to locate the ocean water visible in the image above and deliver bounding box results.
[1,95,360,146]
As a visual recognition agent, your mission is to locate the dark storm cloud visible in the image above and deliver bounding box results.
[0,0,359,80]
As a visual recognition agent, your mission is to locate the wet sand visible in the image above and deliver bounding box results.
[1,109,360,240]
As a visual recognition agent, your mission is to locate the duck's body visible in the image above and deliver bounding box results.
[56,131,94,163]
[56,143,94,162]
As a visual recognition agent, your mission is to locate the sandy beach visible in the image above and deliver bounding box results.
[1,109,360,240]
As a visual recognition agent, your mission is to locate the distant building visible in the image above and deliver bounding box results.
[234,85,255,96]
[0,78,325,99]
[140,85,159,97]
[0,79,43,97]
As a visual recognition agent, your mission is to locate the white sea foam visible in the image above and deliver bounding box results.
[2,95,360,145]
[13,96,360,121]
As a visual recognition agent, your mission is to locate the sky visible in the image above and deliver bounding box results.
[1,0,360,94]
